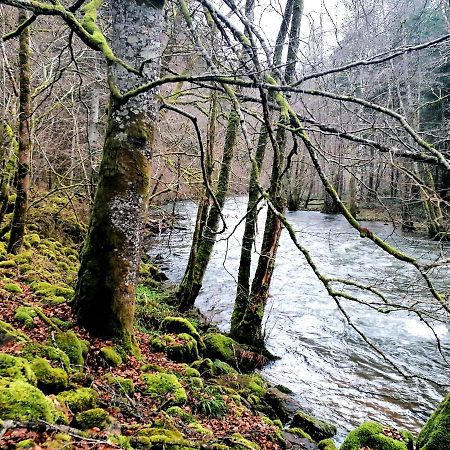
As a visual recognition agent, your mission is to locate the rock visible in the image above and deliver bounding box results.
[203,333,240,367]
[57,387,98,413]
[265,385,302,423]
[417,393,450,450]
[152,333,199,363]
[191,358,216,378]
[100,346,122,367]
[318,438,338,450]
[53,331,85,367]
[141,373,187,406]
[291,411,337,442]
[31,358,68,393]
[340,421,414,450]
[75,407,110,430]
[161,316,201,343]
[0,352,36,384]
[282,431,320,450]
[0,379,58,422]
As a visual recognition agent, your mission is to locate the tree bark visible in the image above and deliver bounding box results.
[73,0,164,348]
[8,10,31,254]
[230,0,304,347]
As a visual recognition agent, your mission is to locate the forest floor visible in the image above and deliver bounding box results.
[0,195,331,450]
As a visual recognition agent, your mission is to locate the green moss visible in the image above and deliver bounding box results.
[230,433,260,449]
[0,352,36,383]
[108,435,132,449]
[191,358,216,378]
[0,260,16,268]
[53,331,84,367]
[31,358,68,393]
[188,422,213,435]
[30,281,74,303]
[141,373,187,406]
[14,306,37,328]
[340,422,413,450]
[24,233,40,247]
[289,427,314,442]
[42,432,72,450]
[161,316,201,343]
[214,359,237,375]
[152,333,199,363]
[166,406,195,423]
[57,387,98,413]
[104,373,134,396]
[0,320,28,342]
[100,346,122,367]
[203,333,238,366]
[291,411,336,442]
[318,438,338,450]
[16,439,36,448]
[184,367,200,378]
[4,282,22,293]
[76,407,109,430]
[417,393,450,450]
[0,379,57,422]
[22,343,70,371]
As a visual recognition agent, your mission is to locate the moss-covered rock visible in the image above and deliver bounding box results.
[42,432,73,450]
[103,373,134,396]
[203,333,239,367]
[4,282,22,294]
[291,411,336,442]
[30,281,74,304]
[165,406,196,423]
[14,306,37,329]
[0,352,36,383]
[0,379,57,422]
[131,426,194,449]
[75,407,110,430]
[141,373,187,406]
[31,358,68,393]
[152,333,199,363]
[230,433,260,449]
[53,331,84,367]
[417,393,450,450]
[191,358,216,378]
[57,387,98,413]
[0,320,28,343]
[214,359,237,375]
[161,316,202,343]
[100,346,122,367]
[340,421,414,450]
[318,438,338,450]
[22,342,70,371]
[288,427,314,442]
[15,439,36,448]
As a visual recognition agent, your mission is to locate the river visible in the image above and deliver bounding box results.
[147,197,450,443]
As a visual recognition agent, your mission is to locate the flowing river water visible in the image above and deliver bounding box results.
[147,197,450,443]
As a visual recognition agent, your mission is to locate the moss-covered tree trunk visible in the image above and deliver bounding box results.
[8,11,31,254]
[230,0,304,347]
[177,107,239,310]
[73,0,164,347]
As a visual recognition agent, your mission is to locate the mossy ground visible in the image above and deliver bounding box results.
[0,203,283,449]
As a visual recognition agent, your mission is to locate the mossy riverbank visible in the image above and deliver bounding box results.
[0,195,448,449]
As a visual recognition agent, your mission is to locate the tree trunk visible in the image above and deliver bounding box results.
[73,0,164,349]
[8,11,31,255]
[177,107,239,310]
[230,0,304,347]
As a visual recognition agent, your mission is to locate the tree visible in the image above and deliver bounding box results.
[73,0,165,348]
[7,10,31,254]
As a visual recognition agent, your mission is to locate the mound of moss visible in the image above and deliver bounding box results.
[340,421,414,450]
[57,387,98,413]
[103,373,135,396]
[203,333,242,368]
[416,394,450,450]
[0,379,57,422]
[14,306,37,329]
[0,352,36,383]
[152,333,199,363]
[76,407,110,430]
[31,358,68,393]
[291,411,336,442]
[53,331,87,367]
[141,372,187,406]
[100,346,122,367]
[161,316,201,343]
